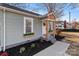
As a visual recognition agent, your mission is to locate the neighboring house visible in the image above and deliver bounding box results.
[76,23,79,29]
[48,21,64,30]
[65,22,72,29]
[72,22,79,29]
[71,21,79,29]
[55,21,64,29]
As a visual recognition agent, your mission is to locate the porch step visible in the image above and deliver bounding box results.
[47,34,56,43]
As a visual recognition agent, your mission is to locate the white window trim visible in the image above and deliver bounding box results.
[24,17,34,34]
[48,22,53,31]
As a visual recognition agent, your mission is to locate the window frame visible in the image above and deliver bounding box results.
[24,17,34,34]
[48,22,53,31]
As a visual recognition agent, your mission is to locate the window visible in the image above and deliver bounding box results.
[49,22,53,31]
[24,17,33,34]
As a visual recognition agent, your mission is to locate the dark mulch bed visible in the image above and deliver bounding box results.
[5,39,53,56]
[55,35,65,41]
[61,29,79,32]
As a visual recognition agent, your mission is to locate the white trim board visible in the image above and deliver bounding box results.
[0,6,40,18]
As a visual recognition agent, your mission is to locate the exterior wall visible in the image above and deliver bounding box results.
[66,24,72,29]
[0,10,42,49]
[0,11,4,50]
[76,25,79,29]
[33,18,42,37]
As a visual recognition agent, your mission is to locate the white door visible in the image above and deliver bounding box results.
[42,22,46,35]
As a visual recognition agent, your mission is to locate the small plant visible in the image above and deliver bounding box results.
[40,39,44,43]
[23,32,34,36]
[49,30,53,32]
[30,43,36,48]
[19,47,26,53]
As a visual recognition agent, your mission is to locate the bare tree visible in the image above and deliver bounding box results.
[69,3,79,9]
[8,3,67,17]
[42,3,68,18]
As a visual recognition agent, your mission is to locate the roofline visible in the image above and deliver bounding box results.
[0,3,42,18]
[0,4,59,19]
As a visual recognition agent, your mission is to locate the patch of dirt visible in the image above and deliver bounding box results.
[61,39,74,44]
[61,38,79,56]
[66,42,79,56]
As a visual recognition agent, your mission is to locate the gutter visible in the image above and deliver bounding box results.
[0,6,41,18]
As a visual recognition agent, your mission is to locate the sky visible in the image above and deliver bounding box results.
[24,3,48,15]
[15,3,79,22]
[61,5,79,22]
[26,3,79,22]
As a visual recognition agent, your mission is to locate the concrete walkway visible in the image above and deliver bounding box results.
[34,41,70,56]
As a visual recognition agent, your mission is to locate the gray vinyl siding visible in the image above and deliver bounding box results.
[0,10,42,47]
[5,11,25,46]
[0,11,4,47]
[33,18,42,36]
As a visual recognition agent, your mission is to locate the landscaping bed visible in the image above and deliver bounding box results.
[55,35,65,41]
[61,29,79,32]
[5,39,53,56]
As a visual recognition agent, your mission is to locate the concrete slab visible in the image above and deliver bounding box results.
[34,41,70,56]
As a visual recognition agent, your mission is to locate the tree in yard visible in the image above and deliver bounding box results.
[8,3,79,16]
[69,3,79,9]
[8,3,68,17]
[42,3,68,19]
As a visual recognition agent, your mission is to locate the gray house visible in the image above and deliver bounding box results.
[0,4,45,51]
[0,3,60,52]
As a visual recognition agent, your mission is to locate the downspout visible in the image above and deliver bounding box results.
[3,7,6,51]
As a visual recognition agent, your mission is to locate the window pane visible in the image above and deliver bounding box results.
[26,19,31,33]
[49,22,53,30]
[49,22,51,30]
